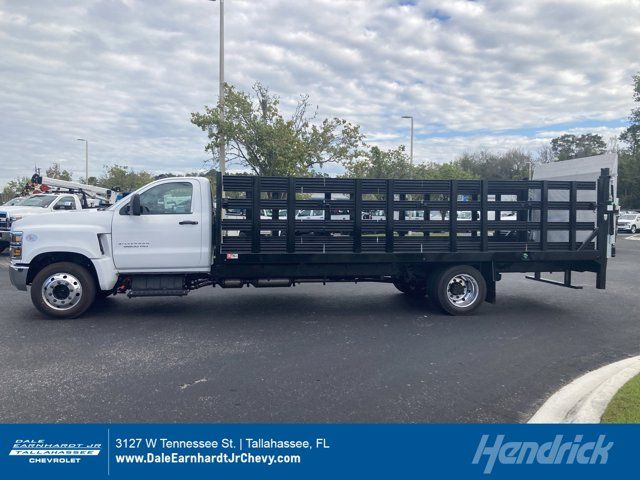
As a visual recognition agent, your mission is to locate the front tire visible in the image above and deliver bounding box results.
[631,225,637,234]
[30,262,96,319]
[433,265,486,315]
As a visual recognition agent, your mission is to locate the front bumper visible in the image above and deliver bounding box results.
[9,264,28,291]
[617,226,633,232]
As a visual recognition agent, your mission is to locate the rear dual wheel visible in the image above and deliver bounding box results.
[430,265,486,315]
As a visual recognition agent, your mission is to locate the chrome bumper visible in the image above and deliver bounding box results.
[9,264,28,291]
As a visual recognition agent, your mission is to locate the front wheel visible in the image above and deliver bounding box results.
[432,265,486,315]
[631,225,637,234]
[30,262,96,319]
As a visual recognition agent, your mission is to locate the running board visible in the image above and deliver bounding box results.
[525,271,583,289]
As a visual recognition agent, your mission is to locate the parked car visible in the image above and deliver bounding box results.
[618,213,640,234]
[0,193,83,253]
[2,197,27,207]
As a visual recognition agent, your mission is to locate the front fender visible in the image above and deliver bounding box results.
[17,223,119,291]
[20,225,106,264]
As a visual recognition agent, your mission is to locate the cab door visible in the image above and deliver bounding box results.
[111,179,206,271]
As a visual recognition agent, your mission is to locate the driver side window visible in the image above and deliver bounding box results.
[54,196,76,210]
[138,182,193,215]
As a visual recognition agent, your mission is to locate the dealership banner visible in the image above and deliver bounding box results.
[0,424,634,479]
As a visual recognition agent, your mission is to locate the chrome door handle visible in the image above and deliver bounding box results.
[179,220,199,225]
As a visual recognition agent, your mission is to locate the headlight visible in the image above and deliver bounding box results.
[10,215,23,222]
[10,230,23,260]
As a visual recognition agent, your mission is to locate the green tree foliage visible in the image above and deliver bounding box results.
[2,176,30,198]
[618,151,640,209]
[191,83,364,176]
[618,73,640,208]
[344,145,412,179]
[415,161,478,180]
[95,165,155,192]
[45,163,73,181]
[619,73,640,155]
[454,149,531,180]
[344,145,478,180]
[2,162,73,198]
[550,133,607,161]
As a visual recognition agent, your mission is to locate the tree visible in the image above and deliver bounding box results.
[191,83,365,176]
[2,176,30,198]
[550,133,607,161]
[343,145,412,179]
[619,73,640,155]
[454,149,531,180]
[414,161,478,180]
[344,145,479,180]
[535,145,555,165]
[45,163,72,181]
[618,73,640,208]
[95,165,155,192]
[618,151,640,209]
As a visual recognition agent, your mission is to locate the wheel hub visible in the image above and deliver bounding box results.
[52,284,70,300]
[446,274,479,308]
[41,272,83,311]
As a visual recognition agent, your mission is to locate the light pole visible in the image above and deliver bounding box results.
[401,115,414,166]
[77,138,88,182]
[210,0,225,176]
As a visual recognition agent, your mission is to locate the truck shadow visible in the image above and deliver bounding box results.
[77,287,569,327]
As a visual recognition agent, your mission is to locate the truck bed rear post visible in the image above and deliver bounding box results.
[215,172,223,255]
[596,168,610,289]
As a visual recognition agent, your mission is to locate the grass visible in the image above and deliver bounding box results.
[601,374,640,423]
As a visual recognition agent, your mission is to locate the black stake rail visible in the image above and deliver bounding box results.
[216,173,606,256]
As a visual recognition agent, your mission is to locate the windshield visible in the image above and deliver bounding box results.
[3,197,25,206]
[620,214,637,221]
[19,195,57,207]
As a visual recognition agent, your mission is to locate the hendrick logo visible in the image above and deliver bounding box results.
[472,434,613,474]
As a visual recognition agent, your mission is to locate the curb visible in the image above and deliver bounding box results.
[528,355,640,423]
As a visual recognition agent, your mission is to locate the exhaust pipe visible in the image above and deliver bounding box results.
[251,279,292,288]
[220,279,244,288]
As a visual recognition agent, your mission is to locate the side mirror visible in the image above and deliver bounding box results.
[130,193,141,216]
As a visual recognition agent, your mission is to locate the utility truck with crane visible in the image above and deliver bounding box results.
[0,173,120,253]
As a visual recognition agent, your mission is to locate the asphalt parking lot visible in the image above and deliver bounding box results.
[0,235,639,424]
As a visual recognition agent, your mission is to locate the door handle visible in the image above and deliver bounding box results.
[179,220,199,225]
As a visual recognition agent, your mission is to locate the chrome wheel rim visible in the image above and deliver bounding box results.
[41,272,83,311]
[446,273,479,308]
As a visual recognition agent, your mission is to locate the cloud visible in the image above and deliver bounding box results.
[0,0,639,186]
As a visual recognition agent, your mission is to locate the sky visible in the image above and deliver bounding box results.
[1,0,639,186]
